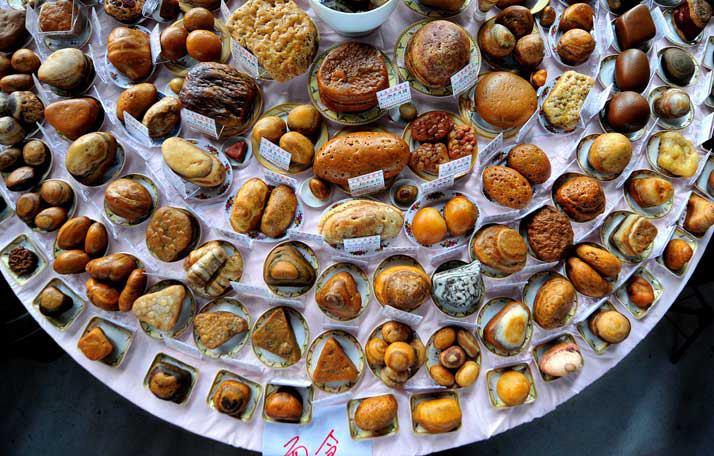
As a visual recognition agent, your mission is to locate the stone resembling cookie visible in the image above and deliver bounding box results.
[145,207,195,262]
[555,175,605,222]
[482,165,532,209]
[194,311,248,349]
[410,111,454,143]
[526,206,574,262]
[251,307,301,363]
[312,336,359,384]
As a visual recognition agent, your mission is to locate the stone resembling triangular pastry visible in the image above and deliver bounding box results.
[194,311,248,349]
[263,243,315,287]
[251,307,301,363]
[315,271,361,320]
[312,336,359,384]
[132,285,185,331]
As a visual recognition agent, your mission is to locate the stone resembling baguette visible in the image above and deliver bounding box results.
[542,70,594,131]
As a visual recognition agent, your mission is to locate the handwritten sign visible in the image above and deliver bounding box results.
[377,82,411,110]
[262,405,372,456]
[232,41,260,79]
[260,138,292,171]
[215,227,253,248]
[88,44,108,83]
[477,133,504,167]
[421,175,454,193]
[380,304,423,326]
[582,84,612,121]
[343,235,381,254]
[142,0,160,16]
[348,170,384,196]
[124,112,152,147]
[220,0,231,21]
[287,229,324,245]
[481,210,520,225]
[182,108,221,139]
[150,24,162,64]
[438,155,471,179]
[264,170,298,189]
[450,62,478,97]
[382,245,418,256]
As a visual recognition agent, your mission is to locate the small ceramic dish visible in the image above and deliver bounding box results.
[37,2,93,51]
[596,53,651,95]
[402,0,472,18]
[193,297,251,359]
[298,176,333,209]
[622,169,674,218]
[460,77,522,139]
[372,254,428,312]
[547,15,597,69]
[347,394,399,440]
[477,17,539,72]
[531,333,583,382]
[0,139,54,193]
[103,173,159,226]
[648,85,694,130]
[137,280,197,340]
[224,186,305,244]
[614,266,664,319]
[426,324,482,389]
[67,134,125,188]
[522,270,578,330]
[609,16,653,53]
[263,241,318,298]
[252,103,329,175]
[306,329,365,393]
[389,178,421,210]
[104,25,157,89]
[662,6,706,47]
[404,190,478,250]
[26,179,78,233]
[410,391,462,434]
[314,262,370,322]
[143,352,198,405]
[221,136,252,169]
[206,369,262,422]
[251,306,310,369]
[694,155,714,199]
[163,140,233,202]
[79,316,135,367]
[551,171,607,224]
[476,297,533,357]
[32,277,86,330]
[262,381,314,425]
[486,363,537,408]
[0,234,47,285]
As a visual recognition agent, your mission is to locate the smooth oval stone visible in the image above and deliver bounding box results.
[661,48,694,86]
[615,49,650,92]
[607,91,650,133]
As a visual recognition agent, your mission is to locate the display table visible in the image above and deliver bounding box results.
[1,0,712,454]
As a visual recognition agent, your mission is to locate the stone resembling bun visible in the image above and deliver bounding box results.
[475,72,537,130]
[555,175,605,222]
[318,200,403,246]
[406,20,470,89]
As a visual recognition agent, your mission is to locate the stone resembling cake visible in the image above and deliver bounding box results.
[482,165,533,209]
[431,261,484,314]
[406,20,470,89]
[317,42,388,113]
[312,336,359,384]
[179,63,259,136]
[251,307,301,363]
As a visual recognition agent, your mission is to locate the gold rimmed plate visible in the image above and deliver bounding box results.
[622,169,674,218]
[138,280,197,340]
[306,329,365,393]
[314,262,371,322]
[193,297,251,359]
[251,306,309,369]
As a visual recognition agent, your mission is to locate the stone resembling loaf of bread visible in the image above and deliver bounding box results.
[318,200,403,245]
[542,70,594,131]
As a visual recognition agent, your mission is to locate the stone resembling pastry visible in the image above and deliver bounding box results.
[116,83,158,122]
[657,132,699,178]
[104,178,153,223]
[559,3,594,32]
[539,342,583,378]
[411,111,454,143]
[557,29,595,66]
[0,9,28,53]
[478,22,516,60]
[38,0,75,32]
[542,71,593,131]
[85,253,145,311]
[615,49,650,93]
[162,137,226,188]
[614,4,656,50]
[65,132,118,186]
[264,388,303,422]
[606,91,650,133]
[7,91,44,127]
[627,275,655,309]
[612,214,658,258]
[590,309,631,344]
[45,98,103,140]
[318,200,403,246]
[374,265,431,312]
[410,143,450,175]
[146,207,197,262]
[317,42,388,113]
[412,397,461,433]
[495,5,534,39]
[263,243,316,287]
[443,195,478,236]
[312,336,359,384]
[259,185,297,238]
[484,300,530,352]
[663,238,693,272]
[230,178,269,233]
[186,30,222,62]
[555,175,605,222]
[8,247,38,276]
[315,271,362,320]
[628,176,673,208]
[566,256,611,298]
[506,144,550,185]
[472,225,527,275]
[684,194,714,236]
[78,327,114,361]
[412,207,447,245]
[251,307,301,363]
[226,0,317,82]
[406,20,470,89]
[482,165,532,209]
[147,362,191,403]
[496,370,530,406]
[354,395,397,433]
[513,33,544,69]
[179,63,259,136]
[194,311,248,349]
[673,0,711,42]
[534,276,576,329]
[525,206,574,262]
[38,286,73,317]
[107,27,153,82]
[654,88,691,120]
[660,48,695,86]
[212,380,251,418]
[104,0,144,23]
[431,261,484,315]
[184,241,244,297]
[132,285,186,331]
[38,49,94,93]
[142,96,182,138]
[588,133,632,175]
[575,244,622,280]
[313,132,410,191]
[475,72,536,130]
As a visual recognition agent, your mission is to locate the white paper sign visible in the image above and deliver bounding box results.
[215,227,253,248]
[477,133,504,167]
[263,170,298,189]
[91,7,103,43]
[450,62,478,97]
[142,0,160,16]
[348,170,385,196]
[230,282,304,308]
[343,235,381,254]
[382,245,419,256]
[162,336,203,360]
[652,225,677,258]
[182,108,221,139]
[519,260,560,277]
[124,112,152,147]
[260,138,292,171]
[162,164,201,199]
[583,84,612,121]
[481,210,520,224]
[430,244,464,265]
[438,155,472,179]
[403,381,447,392]
[421,175,454,194]
[380,305,424,326]
[232,41,260,79]
[516,110,539,143]
[696,113,714,147]
[220,0,231,21]
[222,357,265,375]
[150,24,162,64]
[88,44,108,84]
[376,82,411,110]
[287,228,323,245]
[485,280,528,297]
[31,74,50,106]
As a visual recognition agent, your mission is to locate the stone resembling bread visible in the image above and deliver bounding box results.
[229,178,269,233]
[374,265,430,311]
[611,214,657,257]
[162,137,226,188]
[65,132,117,186]
[534,276,576,329]
[313,132,410,191]
[259,184,297,238]
[318,200,403,246]
[406,20,470,89]
[107,27,153,82]
[542,70,593,131]
[574,244,621,280]
[683,194,714,236]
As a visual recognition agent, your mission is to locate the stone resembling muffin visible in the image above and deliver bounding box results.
[482,165,532,209]
[525,206,573,262]
[317,42,388,113]
[406,20,470,89]
[475,72,537,130]
[555,175,605,222]
[179,63,259,136]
